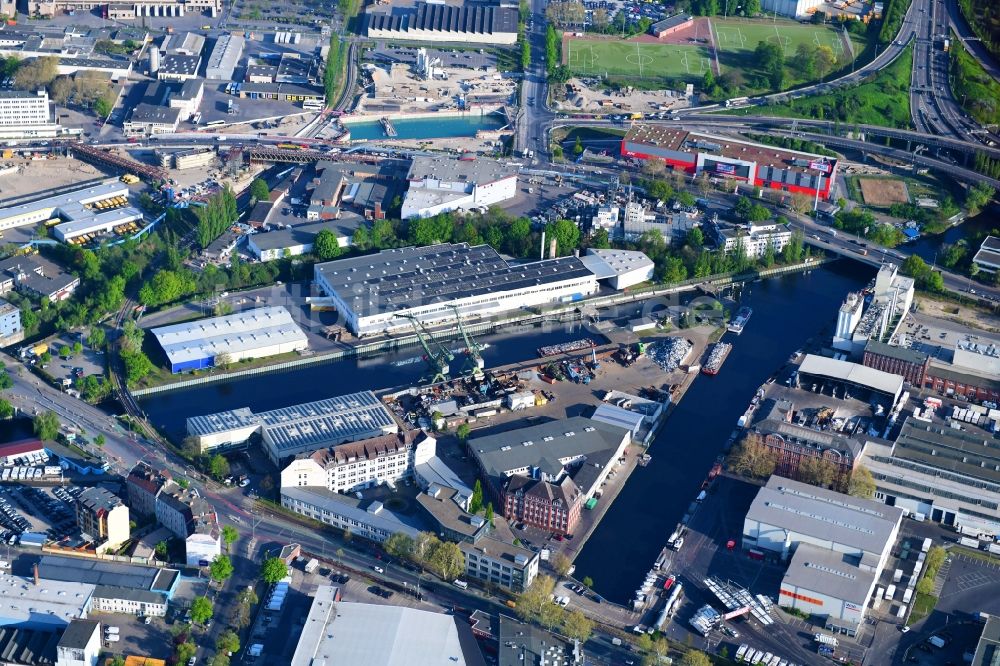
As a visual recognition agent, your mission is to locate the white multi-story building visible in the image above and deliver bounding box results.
[0,89,50,125]
[90,587,168,617]
[280,430,433,493]
[401,156,518,219]
[833,292,864,352]
[832,264,914,357]
[459,538,539,593]
[0,298,22,346]
[711,220,791,259]
[0,89,76,140]
[281,487,421,542]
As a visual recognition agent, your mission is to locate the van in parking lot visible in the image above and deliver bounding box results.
[453,580,468,590]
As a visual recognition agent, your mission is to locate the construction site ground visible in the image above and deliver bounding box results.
[554,76,692,115]
[359,61,517,117]
[0,157,106,201]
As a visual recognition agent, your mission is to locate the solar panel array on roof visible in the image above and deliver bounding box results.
[261,392,396,454]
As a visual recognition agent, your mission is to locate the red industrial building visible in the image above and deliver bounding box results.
[862,340,929,387]
[622,125,838,200]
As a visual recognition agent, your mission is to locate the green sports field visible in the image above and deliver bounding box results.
[566,39,713,81]
[712,18,857,66]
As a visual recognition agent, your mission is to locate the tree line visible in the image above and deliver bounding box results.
[195,186,239,250]
[729,433,877,498]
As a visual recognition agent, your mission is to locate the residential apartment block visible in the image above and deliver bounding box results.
[280,430,433,493]
[126,461,172,517]
[75,487,130,554]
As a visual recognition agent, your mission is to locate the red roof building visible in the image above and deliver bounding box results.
[622,125,838,200]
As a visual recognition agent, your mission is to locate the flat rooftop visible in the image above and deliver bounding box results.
[746,475,903,556]
[407,156,516,186]
[798,354,904,398]
[498,614,577,666]
[292,591,486,666]
[470,416,629,479]
[864,340,928,365]
[151,306,308,368]
[0,572,94,625]
[281,486,423,537]
[315,243,594,319]
[895,416,1000,485]
[37,555,168,591]
[0,181,134,235]
[624,126,837,182]
[782,542,875,606]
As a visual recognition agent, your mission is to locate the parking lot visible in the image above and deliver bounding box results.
[0,484,82,546]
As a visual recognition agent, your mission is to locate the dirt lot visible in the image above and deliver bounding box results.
[859,177,910,206]
[914,295,1000,335]
[0,157,106,200]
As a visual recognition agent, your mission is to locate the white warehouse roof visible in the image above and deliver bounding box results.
[0,180,142,240]
[152,306,308,368]
[0,572,95,626]
[580,248,655,281]
[798,354,904,400]
[291,587,483,666]
[746,476,903,557]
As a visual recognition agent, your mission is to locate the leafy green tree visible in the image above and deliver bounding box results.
[93,96,112,118]
[733,196,754,220]
[155,540,169,559]
[427,541,465,580]
[385,532,416,560]
[582,576,594,589]
[748,203,771,222]
[210,554,234,583]
[562,610,594,642]
[261,556,288,584]
[313,229,342,261]
[121,349,154,384]
[189,595,213,624]
[485,502,494,527]
[544,219,581,256]
[72,341,83,356]
[59,344,71,359]
[249,178,270,203]
[679,650,712,666]
[470,479,483,514]
[217,630,240,656]
[573,136,584,156]
[94,434,105,447]
[175,642,197,665]
[222,525,238,551]
[0,399,12,420]
[209,454,230,480]
[33,411,60,441]
[456,423,471,441]
[848,465,876,498]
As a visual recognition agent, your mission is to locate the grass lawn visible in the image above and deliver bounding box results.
[712,17,860,65]
[732,44,913,128]
[907,591,938,625]
[566,38,712,81]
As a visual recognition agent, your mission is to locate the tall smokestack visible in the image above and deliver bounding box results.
[33,564,39,586]
[539,231,546,260]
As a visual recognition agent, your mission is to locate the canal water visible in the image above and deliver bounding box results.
[344,113,506,141]
[140,323,594,442]
[572,260,875,603]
